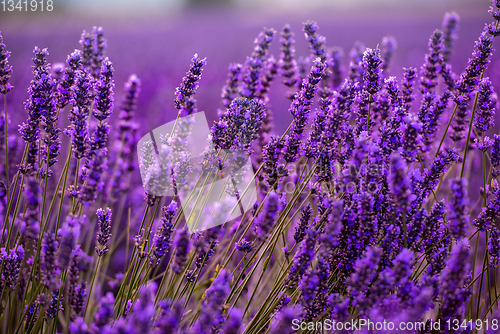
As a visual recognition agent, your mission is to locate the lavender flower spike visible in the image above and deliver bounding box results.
[241,28,275,100]
[41,232,59,291]
[439,238,471,326]
[283,57,326,163]
[1,245,24,289]
[96,207,112,256]
[271,305,303,334]
[454,29,493,100]
[388,152,414,213]
[442,12,460,63]
[172,225,191,273]
[381,36,397,72]
[57,50,81,109]
[78,149,107,206]
[419,30,444,94]
[402,67,417,112]
[174,53,206,116]
[149,201,177,267]
[221,63,242,107]
[93,57,114,122]
[492,134,500,177]
[279,24,299,99]
[285,228,318,289]
[489,227,500,268]
[362,47,383,95]
[448,178,469,240]
[474,77,496,134]
[190,269,232,334]
[473,179,500,231]
[118,74,141,127]
[20,47,53,144]
[0,32,13,94]
[79,30,94,69]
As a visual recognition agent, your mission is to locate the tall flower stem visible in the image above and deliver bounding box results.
[3,93,8,204]
[71,158,81,213]
[434,104,458,158]
[84,256,101,319]
[2,143,27,246]
[366,94,372,131]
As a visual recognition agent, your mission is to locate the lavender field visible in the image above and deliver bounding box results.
[1,0,500,333]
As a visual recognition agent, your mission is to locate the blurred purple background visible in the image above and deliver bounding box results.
[0,0,498,138]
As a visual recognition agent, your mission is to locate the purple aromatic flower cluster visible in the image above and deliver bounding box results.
[0,32,13,94]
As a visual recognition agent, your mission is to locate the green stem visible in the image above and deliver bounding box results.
[4,93,9,206]
[84,256,101,319]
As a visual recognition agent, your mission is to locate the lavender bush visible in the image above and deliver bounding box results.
[1,2,500,333]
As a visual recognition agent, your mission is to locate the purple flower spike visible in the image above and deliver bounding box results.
[454,30,493,102]
[474,77,496,134]
[57,215,81,270]
[57,50,82,109]
[235,238,253,254]
[294,205,312,244]
[442,12,460,63]
[93,57,114,122]
[271,305,302,334]
[91,26,106,77]
[303,21,326,62]
[473,179,500,231]
[388,153,414,213]
[211,97,266,153]
[362,47,383,95]
[439,238,471,326]
[1,245,24,289]
[241,28,275,100]
[79,148,107,206]
[69,317,89,334]
[0,32,13,94]
[118,74,141,127]
[254,192,281,241]
[279,24,299,99]
[130,282,157,333]
[20,47,55,144]
[93,292,114,330]
[221,63,242,107]
[41,232,59,291]
[411,148,459,210]
[402,114,423,163]
[347,246,382,311]
[283,57,326,163]
[95,207,112,256]
[220,308,244,334]
[492,134,500,177]
[420,30,444,94]
[191,269,232,333]
[172,225,191,273]
[286,228,318,289]
[448,178,469,240]
[149,201,177,267]
[154,299,184,334]
[401,67,417,112]
[262,135,284,190]
[329,47,344,90]
[79,30,94,69]
[174,53,206,116]
[489,227,500,268]
[381,36,397,72]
